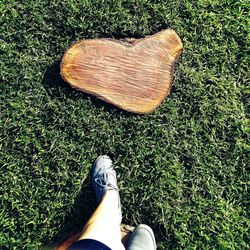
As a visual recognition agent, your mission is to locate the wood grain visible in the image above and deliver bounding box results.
[60,29,183,114]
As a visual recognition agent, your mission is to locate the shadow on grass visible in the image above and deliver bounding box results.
[44,175,97,249]
[41,61,127,248]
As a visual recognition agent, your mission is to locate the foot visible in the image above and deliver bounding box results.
[92,155,122,221]
[126,224,156,250]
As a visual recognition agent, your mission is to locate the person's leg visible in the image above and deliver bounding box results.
[79,190,124,249]
[71,155,124,250]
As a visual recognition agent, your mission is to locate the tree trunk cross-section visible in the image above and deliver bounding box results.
[60,29,183,114]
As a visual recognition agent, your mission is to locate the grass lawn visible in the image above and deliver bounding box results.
[0,0,249,249]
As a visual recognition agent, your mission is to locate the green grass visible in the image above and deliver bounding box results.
[0,0,249,249]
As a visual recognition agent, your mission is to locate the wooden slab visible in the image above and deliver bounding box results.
[60,29,183,114]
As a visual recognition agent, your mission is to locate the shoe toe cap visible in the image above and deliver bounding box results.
[127,224,156,250]
[93,155,112,171]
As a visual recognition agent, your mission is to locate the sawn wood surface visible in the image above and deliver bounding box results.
[60,29,183,114]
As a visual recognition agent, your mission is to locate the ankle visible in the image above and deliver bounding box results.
[102,190,119,203]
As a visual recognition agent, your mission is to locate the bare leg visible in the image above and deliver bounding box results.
[66,155,124,250]
[78,190,124,250]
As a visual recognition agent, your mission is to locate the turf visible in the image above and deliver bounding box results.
[0,0,249,249]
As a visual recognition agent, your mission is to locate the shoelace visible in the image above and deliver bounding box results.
[94,170,118,191]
